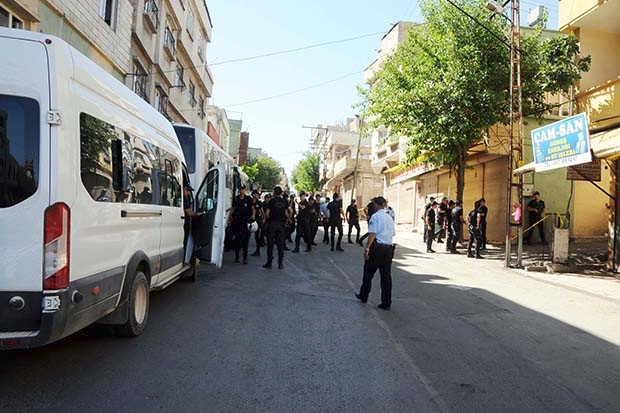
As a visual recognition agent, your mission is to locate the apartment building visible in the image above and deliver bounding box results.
[311,118,382,206]
[0,0,214,132]
[0,0,133,80]
[207,105,230,151]
[559,0,620,270]
[131,0,213,129]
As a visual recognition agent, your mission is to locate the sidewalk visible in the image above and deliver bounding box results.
[393,223,620,304]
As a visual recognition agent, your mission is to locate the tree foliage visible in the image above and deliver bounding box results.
[242,156,282,190]
[363,0,590,202]
[291,152,322,194]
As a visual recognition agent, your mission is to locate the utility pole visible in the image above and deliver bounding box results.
[504,0,524,268]
[352,115,364,201]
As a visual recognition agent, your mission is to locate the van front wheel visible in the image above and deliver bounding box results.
[115,271,149,337]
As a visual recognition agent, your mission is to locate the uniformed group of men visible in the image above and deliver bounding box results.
[423,196,488,259]
[227,187,397,311]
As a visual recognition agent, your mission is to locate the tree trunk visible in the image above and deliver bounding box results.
[455,146,466,203]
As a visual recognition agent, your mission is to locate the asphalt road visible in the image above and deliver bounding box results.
[2,230,620,413]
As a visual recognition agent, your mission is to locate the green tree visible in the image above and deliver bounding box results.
[244,156,282,190]
[364,0,590,202]
[291,152,322,194]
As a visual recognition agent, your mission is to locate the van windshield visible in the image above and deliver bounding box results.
[0,95,39,208]
[174,126,196,174]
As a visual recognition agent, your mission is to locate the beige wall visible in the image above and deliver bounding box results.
[577,29,620,91]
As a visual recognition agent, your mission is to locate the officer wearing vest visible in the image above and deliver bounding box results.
[355,196,396,311]
[263,186,290,270]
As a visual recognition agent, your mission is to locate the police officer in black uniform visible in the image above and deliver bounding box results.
[263,186,290,270]
[467,200,483,259]
[425,201,438,253]
[293,191,312,253]
[478,198,488,249]
[327,193,346,251]
[525,191,547,245]
[229,184,255,264]
[445,200,455,251]
[450,200,464,254]
[250,190,263,257]
[346,199,360,244]
[311,194,322,244]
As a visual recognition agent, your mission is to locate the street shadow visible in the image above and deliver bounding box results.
[2,237,620,412]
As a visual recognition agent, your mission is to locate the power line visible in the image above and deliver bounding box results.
[209,31,386,67]
[221,70,364,108]
[442,0,512,50]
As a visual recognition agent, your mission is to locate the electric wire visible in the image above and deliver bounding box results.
[221,70,365,108]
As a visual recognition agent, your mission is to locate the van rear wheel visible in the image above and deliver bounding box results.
[115,271,149,337]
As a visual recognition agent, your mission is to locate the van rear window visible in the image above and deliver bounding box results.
[0,95,39,208]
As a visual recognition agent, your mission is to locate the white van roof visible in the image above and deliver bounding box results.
[0,28,179,150]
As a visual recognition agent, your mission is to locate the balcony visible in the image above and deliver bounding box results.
[559,0,620,33]
[576,78,620,130]
[164,27,176,60]
[143,0,159,32]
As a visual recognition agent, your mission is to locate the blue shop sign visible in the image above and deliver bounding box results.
[531,113,591,172]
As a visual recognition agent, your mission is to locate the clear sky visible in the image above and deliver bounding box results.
[207,1,560,175]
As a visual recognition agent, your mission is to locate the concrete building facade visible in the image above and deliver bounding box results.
[207,105,230,151]
[559,0,620,270]
[311,118,383,208]
[1,0,214,132]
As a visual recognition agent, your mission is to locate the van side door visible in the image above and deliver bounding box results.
[192,164,226,267]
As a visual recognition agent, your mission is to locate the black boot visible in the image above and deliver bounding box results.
[262,261,272,269]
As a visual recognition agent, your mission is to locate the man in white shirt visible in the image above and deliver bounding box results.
[355,196,396,311]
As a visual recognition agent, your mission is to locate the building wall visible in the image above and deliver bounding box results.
[5,0,135,80]
[228,119,242,157]
[238,131,249,165]
[577,29,620,91]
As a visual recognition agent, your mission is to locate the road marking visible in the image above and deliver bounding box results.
[328,257,451,413]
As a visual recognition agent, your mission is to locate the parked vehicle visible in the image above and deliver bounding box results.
[173,124,249,263]
[0,29,218,349]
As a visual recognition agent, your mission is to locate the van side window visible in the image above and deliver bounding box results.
[80,113,180,207]
[0,95,39,208]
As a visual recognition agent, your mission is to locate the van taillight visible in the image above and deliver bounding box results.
[44,203,70,290]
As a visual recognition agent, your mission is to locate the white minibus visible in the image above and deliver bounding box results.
[0,29,224,349]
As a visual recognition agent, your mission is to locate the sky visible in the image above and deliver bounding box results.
[207,1,560,175]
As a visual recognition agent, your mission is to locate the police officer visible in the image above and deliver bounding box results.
[286,194,296,243]
[449,200,464,254]
[229,184,255,264]
[422,196,436,242]
[346,198,360,244]
[525,191,547,245]
[436,197,449,243]
[355,196,396,311]
[250,190,263,257]
[311,194,322,244]
[425,201,438,253]
[478,198,488,249]
[263,186,290,270]
[292,191,312,253]
[467,200,483,259]
[327,193,346,251]
[445,200,455,251]
[320,197,331,244]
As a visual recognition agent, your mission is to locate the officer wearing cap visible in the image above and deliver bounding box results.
[355,196,396,311]
[229,184,255,264]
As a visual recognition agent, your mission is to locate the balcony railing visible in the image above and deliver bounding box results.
[576,78,620,130]
[164,27,176,59]
[143,0,159,31]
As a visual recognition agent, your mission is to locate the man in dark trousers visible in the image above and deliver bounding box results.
[286,194,296,243]
[346,198,361,244]
[449,200,464,254]
[292,191,312,253]
[467,200,483,259]
[263,186,290,270]
[436,197,449,243]
[355,196,396,311]
[311,194,322,244]
[327,193,346,251]
[320,197,330,244]
[422,196,436,242]
[525,191,547,245]
[478,198,488,249]
[250,190,263,257]
[229,184,255,264]
[445,200,455,251]
[358,198,376,246]
[425,201,438,253]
